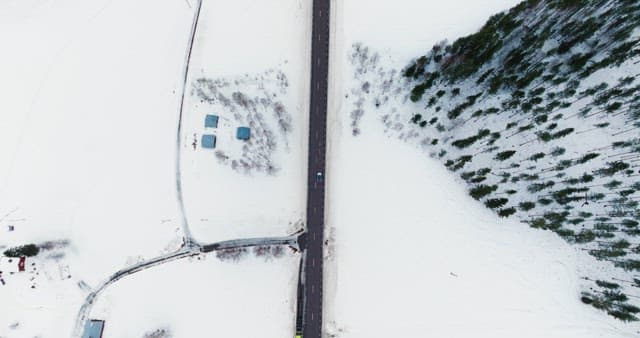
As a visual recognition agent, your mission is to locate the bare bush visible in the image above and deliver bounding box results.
[38,239,70,251]
[143,328,172,338]
[251,245,286,260]
[192,70,293,175]
[215,248,248,262]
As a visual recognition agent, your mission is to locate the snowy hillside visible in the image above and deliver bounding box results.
[325,117,637,337]
[328,0,640,334]
[402,0,640,321]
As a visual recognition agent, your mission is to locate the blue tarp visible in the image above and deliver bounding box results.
[82,320,104,338]
[205,114,218,128]
[202,134,217,149]
[236,127,251,140]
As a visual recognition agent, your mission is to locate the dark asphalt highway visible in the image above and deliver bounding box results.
[302,0,330,337]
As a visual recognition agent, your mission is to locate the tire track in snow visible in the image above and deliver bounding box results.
[175,0,203,247]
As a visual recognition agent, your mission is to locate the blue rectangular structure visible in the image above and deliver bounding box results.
[202,134,216,149]
[82,320,105,338]
[236,127,251,140]
[205,114,218,128]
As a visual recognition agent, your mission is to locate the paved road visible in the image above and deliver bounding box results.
[302,0,330,337]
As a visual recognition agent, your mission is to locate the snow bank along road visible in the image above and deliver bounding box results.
[301,0,330,337]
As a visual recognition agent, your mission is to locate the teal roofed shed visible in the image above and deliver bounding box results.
[202,134,216,149]
[82,320,105,338]
[205,115,218,128]
[236,127,251,140]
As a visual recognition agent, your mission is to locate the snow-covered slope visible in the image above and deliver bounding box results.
[325,116,637,337]
[326,0,640,335]
[0,0,192,286]
[405,0,640,321]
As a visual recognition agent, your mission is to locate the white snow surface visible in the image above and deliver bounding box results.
[0,1,193,336]
[325,0,639,337]
[0,254,81,338]
[325,124,638,337]
[180,0,311,243]
[0,0,192,284]
[0,0,309,337]
[338,0,522,61]
[90,251,300,338]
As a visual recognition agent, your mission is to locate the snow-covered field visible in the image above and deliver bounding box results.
[0,0,192,286]
[0,253,82,338]
[89,250,300,338]
[0,1,194,336]
[325,0,639,336]
[0,1,309,337]
[180,0,311,243]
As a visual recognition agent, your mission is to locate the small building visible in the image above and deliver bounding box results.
[201,134,217,149]
[204,114,219,128]
[82,319,105,338]
[236,127,251,140]
[18,257,25,272]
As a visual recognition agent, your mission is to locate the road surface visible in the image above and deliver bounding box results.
[302,0,330,337]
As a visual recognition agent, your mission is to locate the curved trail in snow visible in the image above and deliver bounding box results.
[71,235,300,337]
[71,247,199,337]
[174,0,202,246]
